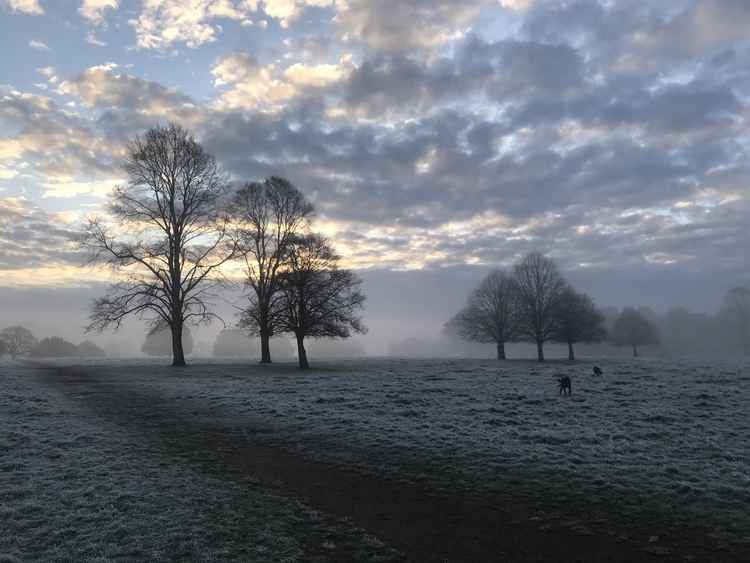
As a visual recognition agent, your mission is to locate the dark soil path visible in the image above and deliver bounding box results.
[34,364,747,562]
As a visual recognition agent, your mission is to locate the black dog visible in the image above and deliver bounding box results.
[558,375,572,396]
[592,366,603,376]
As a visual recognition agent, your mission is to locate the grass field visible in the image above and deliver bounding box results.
[2,357,749,561]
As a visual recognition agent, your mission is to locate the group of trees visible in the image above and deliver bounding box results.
[82,123,365,369]
[447,253,661,361]
[0,326,105,359]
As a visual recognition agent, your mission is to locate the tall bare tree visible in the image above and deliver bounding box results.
[719,287,750,355]
[446,270,520,360]
[231,177,314,363]
[513,252,567,362]
[273,234,366,369]
[551,287,606,361]
[81,123,235,367]
[611,307,659,357]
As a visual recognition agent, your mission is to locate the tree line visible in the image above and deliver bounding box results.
[446,253,662,361]
[80,122,365,369]
[0,326,105,359]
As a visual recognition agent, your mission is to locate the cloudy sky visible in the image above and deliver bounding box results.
[0,0,748,352]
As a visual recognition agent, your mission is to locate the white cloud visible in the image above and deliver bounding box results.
[212,53,351,110]
[2,0,43,15]
[79,0,118,24]
[85,32,108,46]
[130,0,335,49]
[0,165,18,180]
[131,0,246,50]
[499,0,531,11]
[40,177,121,198]
[29,39,50,51]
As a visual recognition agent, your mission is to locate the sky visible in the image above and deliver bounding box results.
[0,0,749,354]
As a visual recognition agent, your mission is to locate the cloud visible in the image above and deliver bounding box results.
[57,64,203,127]
[79,0,119,24]
[335,0,485,51]
[40,178,122,198]
[0,198,82,272]
[0,90,119,180]
[211,53,351,111]
[2,0,43,15]
[29,39,50,51]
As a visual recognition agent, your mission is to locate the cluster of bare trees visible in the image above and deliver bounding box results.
[448,254,672,361]
[81,123,365,369]
[446,252,607,362]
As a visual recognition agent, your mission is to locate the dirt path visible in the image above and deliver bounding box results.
[34,364,746,562]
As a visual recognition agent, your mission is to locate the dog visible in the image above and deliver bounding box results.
[557,375,572,396]
[592,366,603,376]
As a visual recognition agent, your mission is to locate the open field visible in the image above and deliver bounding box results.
[2,357,749,561]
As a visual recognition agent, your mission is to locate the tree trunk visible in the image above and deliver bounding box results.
[171,323,186,367]
[296,333,309,369]
[568,341,575,361]
[632,344,638,358]
[496,341,506,360]
[536,340,545,362]
[259,330,272,364]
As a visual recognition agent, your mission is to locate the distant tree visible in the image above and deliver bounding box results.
[271,234,366,369]
[513,252,568,361]
[81,123,235,367]
[446,270,520,360]
[230,177,314,364]
[718,287,750,355]
[142,325,194,357]
[30,337,80,358]
[213,328,256,358]
[0,338,7,358]
[551,288,606,361]
[78,340,107,357]
[612,307,659,357]
[0,326,37,359]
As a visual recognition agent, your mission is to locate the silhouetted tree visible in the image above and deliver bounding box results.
[718,287,750,355]
[142,325,194,357]
[82,123,235,367]
[230,177,314,363]
[446,270,520,360]
[0,326,37,359]
[551,288,606,360]
[0,338,7,358]
[513,252,567,361]
[30,337,80,358]
[273,234,366,369]
[612,307,659,357]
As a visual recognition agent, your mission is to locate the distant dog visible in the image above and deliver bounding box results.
[558,375,572,396]
[592,366,603,377]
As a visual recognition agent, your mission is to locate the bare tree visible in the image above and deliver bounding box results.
[513,252,567,361]
[719,287,750,355]
[81,123,235,367]
[551,287,606,361]
[446,270,520,360]
[274,234,366,369]
[611,307,659,357]
[0,326,37,359]
[230,177,314,363]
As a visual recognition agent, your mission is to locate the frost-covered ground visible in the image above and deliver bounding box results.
[3,357,750,560]
[0,362,398,562]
